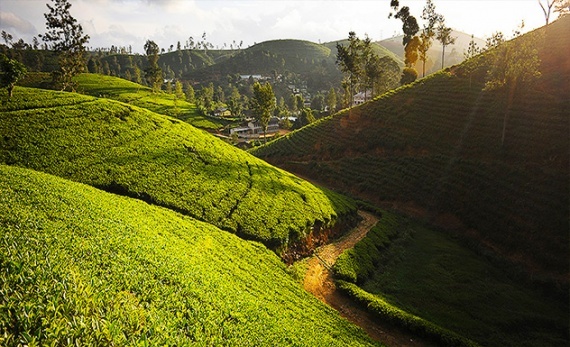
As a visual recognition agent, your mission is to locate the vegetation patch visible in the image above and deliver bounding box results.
[0,165,377,346]
[334,211,569,346]
[0,86,357,255]
[252,18,570,285]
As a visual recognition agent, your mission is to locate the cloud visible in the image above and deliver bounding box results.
[0,11,37,36]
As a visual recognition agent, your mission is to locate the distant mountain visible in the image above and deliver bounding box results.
[186,38,403,92]
[379,30,486,75]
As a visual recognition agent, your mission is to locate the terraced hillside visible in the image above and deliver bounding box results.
[252,17,569,283]
[74,73,235,130]
[18,72,227,131]
[0,87,356,257]
[0,165,377,346]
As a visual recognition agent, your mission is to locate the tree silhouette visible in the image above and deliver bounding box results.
[40,0,89,91]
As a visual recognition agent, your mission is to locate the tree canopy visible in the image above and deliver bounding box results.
[0,54,27,98]
[40,0,90,91]
[250,81,276,143]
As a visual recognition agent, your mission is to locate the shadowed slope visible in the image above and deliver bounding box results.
[252,17,569,282]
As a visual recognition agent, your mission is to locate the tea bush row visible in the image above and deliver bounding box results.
[0,87,357,252]
[0,165,376,346]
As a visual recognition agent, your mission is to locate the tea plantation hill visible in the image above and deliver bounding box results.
[0,164,379,346]
[17,72,230,132]
[74,73,231,131]
[252,17,569,287]
[0,86,357,259]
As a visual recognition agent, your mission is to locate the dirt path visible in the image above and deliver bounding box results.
[303,210,429,347]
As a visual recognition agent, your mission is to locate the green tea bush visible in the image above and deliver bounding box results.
[0,86,356,254]
[0,165,376,346]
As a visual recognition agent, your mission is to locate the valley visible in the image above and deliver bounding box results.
[1,2,569,345]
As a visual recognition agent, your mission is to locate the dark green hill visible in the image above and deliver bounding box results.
[97,49,235,77]
[0,86,356,258]
[252,17,570,283]
[0,164,377,346]
[323,39,404,66]
[186,39,338,86]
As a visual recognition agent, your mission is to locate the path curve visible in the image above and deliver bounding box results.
[303,210,429,347]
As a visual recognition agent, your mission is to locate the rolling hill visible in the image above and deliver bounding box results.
[0,86,357,259]
[251,16,569,285]
[73,73,230,130]
[0,164,378,346]
[185,39,402,93]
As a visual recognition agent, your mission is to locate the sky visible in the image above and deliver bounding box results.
[0,0,559,53]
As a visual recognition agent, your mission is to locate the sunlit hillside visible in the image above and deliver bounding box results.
[0,165,377,346]
[73,73,230,130]
[252,16,569,284]
[0,87,356,257]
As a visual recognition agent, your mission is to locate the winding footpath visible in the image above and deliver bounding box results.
[303,210,429,347]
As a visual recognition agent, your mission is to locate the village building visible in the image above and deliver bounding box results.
[230,117,280,139]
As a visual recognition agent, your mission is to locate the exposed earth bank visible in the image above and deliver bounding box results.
[302,210,432,347]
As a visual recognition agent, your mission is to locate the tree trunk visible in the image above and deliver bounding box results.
[7,84,13,99]
[501,80,517,147]
[441,45,446,70]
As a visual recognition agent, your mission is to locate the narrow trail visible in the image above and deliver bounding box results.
[303,210,429,347]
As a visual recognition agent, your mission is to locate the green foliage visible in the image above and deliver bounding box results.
[400,66,418,85]
[334,212,569,346]
[250,82,276,141]
[334,212,404,283]
[40,0,89,91]
[73,73,225,130]
[144,40,162,93]
[0,54,27,98]
[0,165,377,346]
[0,86,356,253]
[337,281,478,347]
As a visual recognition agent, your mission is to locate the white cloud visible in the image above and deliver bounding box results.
[0,11,37,35]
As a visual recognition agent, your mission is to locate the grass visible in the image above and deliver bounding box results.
[0,86,357,254]
[334,211,569,346]
[0,164,379,346]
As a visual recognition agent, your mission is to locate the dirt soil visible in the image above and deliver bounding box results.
[303,210,432,347]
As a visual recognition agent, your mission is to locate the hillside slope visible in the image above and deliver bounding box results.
[73,73,229,130]
[0,87,356,257]
[251,17,569,282]
[0,164,377,346]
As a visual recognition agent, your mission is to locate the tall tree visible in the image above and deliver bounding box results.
[389,0,420,83]
[325,87,337,113]
[538,0,556,24]
[144,40,162,92]
[336,32,363,107]
[485,31,541,146]
[0,54,27,98]
[40,0,89,91]
[418,0,443,77]
[436,23,456,69]
[250,82,276,143]
[227,86,243,119]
